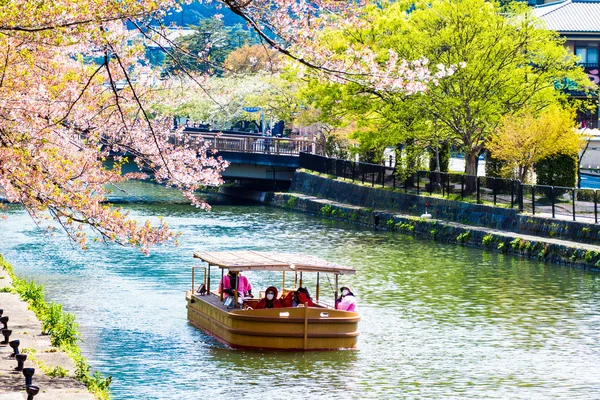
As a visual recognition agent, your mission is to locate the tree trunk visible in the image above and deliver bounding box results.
[465,151,479,193]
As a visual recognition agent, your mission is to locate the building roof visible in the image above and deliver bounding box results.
[534,0,600,33]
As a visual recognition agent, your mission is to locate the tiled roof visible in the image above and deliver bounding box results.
[534,0,600,33]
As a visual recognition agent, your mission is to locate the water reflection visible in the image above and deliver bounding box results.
[1,203,600,399]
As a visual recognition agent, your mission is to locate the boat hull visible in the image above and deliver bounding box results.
[186,291,360,350]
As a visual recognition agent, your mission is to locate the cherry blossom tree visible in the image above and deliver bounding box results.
[0,0,443,251]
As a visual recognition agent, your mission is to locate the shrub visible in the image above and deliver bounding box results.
[285,196,297,209]
[396,222,415,232]
[320,205,333,216]
[457,232,470,243]
[585,250,598,263]
[510,238,522,250]
[482,234,494,246]
[536,153,577,187]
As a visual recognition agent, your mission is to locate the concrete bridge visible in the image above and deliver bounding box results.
[178,130,324,190]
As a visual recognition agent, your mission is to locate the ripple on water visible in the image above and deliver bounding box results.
[1,204,600,399]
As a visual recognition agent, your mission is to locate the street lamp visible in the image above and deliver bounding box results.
[242,106,265,136]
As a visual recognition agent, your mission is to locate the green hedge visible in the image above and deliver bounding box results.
[536,153,577,188]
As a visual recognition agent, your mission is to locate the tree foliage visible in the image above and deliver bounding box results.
[536,153,578,188]
[0,0,478,251]
[224,44,281,75]
[486,105,582,182]
[297,0,592,177]
[163,19,254,75]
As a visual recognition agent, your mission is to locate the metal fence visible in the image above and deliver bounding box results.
[172,132,323,156]
[299,152,600,223]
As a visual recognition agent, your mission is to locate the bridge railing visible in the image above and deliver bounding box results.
[173,132,323,156]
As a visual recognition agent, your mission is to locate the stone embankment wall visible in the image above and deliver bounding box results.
[267,171,600,269]
[290,171,600,243]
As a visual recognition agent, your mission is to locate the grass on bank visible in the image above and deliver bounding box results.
[0,255,111,399]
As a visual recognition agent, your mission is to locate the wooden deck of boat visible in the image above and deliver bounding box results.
[193,292,232,311]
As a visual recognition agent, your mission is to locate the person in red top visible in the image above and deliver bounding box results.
[282,287,315,307]
[254,286,283,309]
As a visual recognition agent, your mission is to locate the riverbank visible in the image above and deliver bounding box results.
[267,172,600,270]
[0,258,105,400]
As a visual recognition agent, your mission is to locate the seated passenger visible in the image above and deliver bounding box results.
[254,286,283,309]
[282,287,315,307]
[335,286,357,312]
[218,270,253,299]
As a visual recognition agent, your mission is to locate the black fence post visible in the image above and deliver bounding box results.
[517,180,524,212]
[352,162,356,182]
[429,172,433,195]
[371,166,375,187]
[493,177,497,206]
[381,166,385,188]
[461,175,464,200]
[595,190,598,224]
[442,173,445,197]
[417,171,420,195]
[393,172,396,189]
[551,186,555,219]
[362,165,365,184]
[476,177,481,204]
[572,189,576,221]
[532,185,536,215]
[405,176,408,193]
[510,180,515,208]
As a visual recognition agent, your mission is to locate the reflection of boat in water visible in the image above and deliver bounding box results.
[186,251,360,350]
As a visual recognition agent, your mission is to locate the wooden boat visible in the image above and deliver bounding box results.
[185,251,360,350]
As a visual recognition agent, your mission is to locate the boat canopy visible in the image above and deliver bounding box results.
[193,251,356,275]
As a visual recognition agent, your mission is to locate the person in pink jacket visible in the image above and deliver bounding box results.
[335,286,357,312]
[219,270,253,298]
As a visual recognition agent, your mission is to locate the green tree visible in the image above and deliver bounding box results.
[298,0,591,179]
[164,19,254,75]
[486,104,582,182]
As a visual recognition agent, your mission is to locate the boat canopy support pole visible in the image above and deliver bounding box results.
[335,274,339,303]
[192,267,195,292]
[316,273,320,302]
[282,271,285,295]
[219,267,224,301]
[234,274,239,308]
[207,264,211,294]
[299,272,303,288]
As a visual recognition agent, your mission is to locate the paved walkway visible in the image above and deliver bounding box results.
[0,269,94,400]
[289,193,600,253]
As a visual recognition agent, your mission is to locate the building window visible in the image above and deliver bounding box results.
[576,45,599,68]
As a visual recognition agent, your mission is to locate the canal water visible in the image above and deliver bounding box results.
[1,196,600,399]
